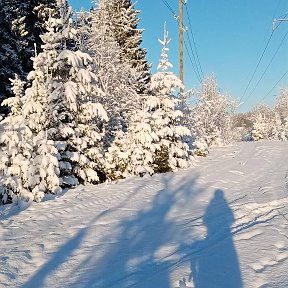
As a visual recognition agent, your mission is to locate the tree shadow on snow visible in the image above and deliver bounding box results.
[21,227,87,288]
[20,190,140,288]
[181,189,243,288]
[20,211,106,288]
[73,174,201,288]
[20,175,243,288]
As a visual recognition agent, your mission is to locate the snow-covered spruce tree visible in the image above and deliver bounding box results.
[190,75,236,155]
[76,6,141,146]
[249,104,274,141]
[250,113,269,141]
[12,0,58,75]
[148,24,191,172]
[275,88,288,123]
[269,111,286,141]
[232,112,254,141]
[283,117,288,140]
[0,73,61,204]
[94,0,150,94]
[273,88,288,140]
[104,24,191,179]
[105,109,159,180]
[44,1,108,186]
[0,2,23,114]
[0,0,57,114]
[0,0,107,204]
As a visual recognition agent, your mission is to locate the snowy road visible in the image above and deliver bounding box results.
[1,141,288,287]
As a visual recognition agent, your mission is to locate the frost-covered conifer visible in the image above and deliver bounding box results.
[0,0,57,114]
[190,76,236,155]
[105,24,190,178]
[105,109,158,179]
[275,88,288,123]
[0,73,61,203]
[76,6,140,145]
[149,24,191,172]
[0,0,107,204]
[272,88,288,140]
[283,117,288,140]
[250,104,274,141]
[0,3,23,114]
[270,112,285,140]
[251,113,268,141]
[94,0,150,94]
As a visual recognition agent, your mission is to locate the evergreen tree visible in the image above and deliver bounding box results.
[0,1,23,114]
[250,104,274,141]
[148,24,191,172]
[270,112,286,141]
[0,0,57,114]
[251,113,269,141]
[190,75,236,155]
[283,117,288,140]
[94,0,150,94]
[105,24,191,179]
[259,88,288,141]
[76,7,141,146]
[275,88,288,130]
[105,109,158,180]
[0,0,107,204]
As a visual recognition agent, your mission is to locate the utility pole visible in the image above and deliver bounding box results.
[179,0,184,94]
[272,18,288,31]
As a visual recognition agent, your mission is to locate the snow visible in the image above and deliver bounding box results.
[1,141,288,287]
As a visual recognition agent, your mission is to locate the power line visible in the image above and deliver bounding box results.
[240,11,288,103]
[184,2,204,79]
[184,32,203,82]
[161,0,177,16]
[272,0,282,21]
[242,30,288,104]
[184,38,202,83]
[179,1,203,83]
[276,12,288,21]
[240,32,274,102]
[261,70,288,101]
[160,0,203,84]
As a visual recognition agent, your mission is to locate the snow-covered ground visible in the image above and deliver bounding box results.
[1,141,288,288]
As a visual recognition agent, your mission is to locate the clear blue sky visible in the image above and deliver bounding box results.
[68,0,288,112]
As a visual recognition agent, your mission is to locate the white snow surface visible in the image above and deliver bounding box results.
[1,141,288,288]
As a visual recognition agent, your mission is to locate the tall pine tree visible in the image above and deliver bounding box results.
[149,23,191,172]
[77,6,142,147]
[0,0,57,114]
[94,0,150,94]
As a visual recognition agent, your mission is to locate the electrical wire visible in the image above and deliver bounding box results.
[184,38,202,83]
[240,10,288,103]
[240,32,274,103]
[160,0,176,16]
[261,70,288,101]
[160,0,203,84]
[242,30,288,104]
[184,2,204,79]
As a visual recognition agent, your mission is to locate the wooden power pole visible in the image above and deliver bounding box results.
[272,18,288,31]
[179,0,184,93]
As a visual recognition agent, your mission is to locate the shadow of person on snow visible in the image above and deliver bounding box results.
[183,189,243,288]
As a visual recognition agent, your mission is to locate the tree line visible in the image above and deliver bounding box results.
[0,0,238,204]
